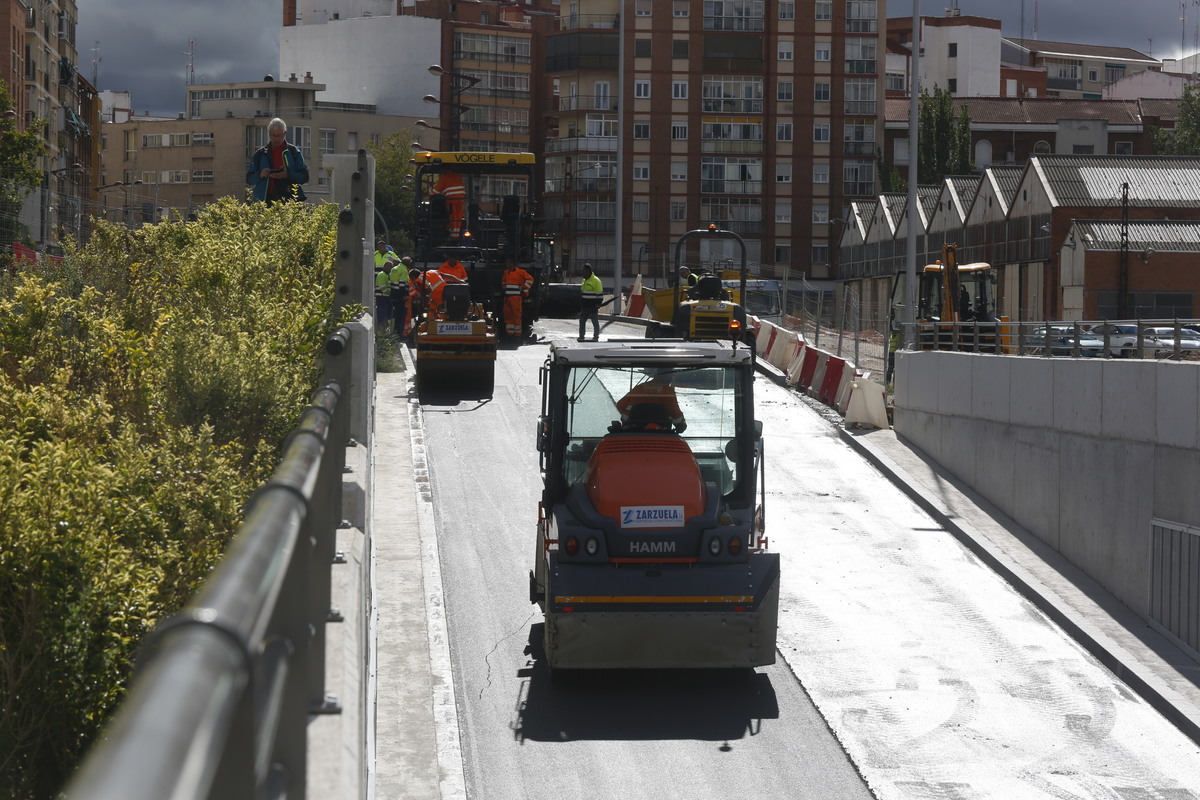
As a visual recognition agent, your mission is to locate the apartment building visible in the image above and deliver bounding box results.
[0,0,99,250]
[886,12,1002,97]
[540,0,885,284]
[1002,38,1159,100]
[97,76,419,223]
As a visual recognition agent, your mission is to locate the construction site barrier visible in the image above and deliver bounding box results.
[818,356,846,405]
[797,346,822,391]
[844,377,890,429]
[835,367,858,414]
[755,320,775,356]
[766,328,800,371]
[786,343,807,385]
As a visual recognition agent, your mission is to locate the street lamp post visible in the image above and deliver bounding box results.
[425,64,481,150]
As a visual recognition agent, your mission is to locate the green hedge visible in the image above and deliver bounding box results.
[0,199,342,799]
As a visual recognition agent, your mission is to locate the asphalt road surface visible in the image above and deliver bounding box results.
[414,318,1200,800]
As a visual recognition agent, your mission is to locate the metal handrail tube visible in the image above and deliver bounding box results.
[63,380,345,800]
[62,624,249,799]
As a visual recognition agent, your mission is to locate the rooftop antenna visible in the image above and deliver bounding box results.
[90,40,100,87]
[1032,0,1039,40]
[184,39,196,86]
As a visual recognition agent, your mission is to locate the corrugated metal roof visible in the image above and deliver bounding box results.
[1004,37,1156,64]
[1074,219,1200,252]
[1032,155,1200,207]
[947,175,979,215]
[986,165,1025,212]
[882,192,907,228]
[884,96,1154,126]
[918,185,940,222]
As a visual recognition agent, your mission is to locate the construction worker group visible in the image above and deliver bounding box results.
[374,242,534,342]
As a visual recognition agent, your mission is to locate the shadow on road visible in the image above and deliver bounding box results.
[513,624,780,743]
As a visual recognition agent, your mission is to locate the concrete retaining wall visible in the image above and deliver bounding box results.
[893,350,1200,617]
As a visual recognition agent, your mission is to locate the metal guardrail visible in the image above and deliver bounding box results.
[908,319,1200,361]
[62,330,357,800]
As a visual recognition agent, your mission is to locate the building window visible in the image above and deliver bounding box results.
[635,79,651,98]
[814,122,830,142]
[141,134,164,148]
[634,121,651,139]
[815,1,832,20]
[169,133,190,146]
[672,121,688,139]
[635,39,651,58]
[633,200,649,220]
[815,82,830,102]
[776,164,793,183]
[948,42,957,57]
[812,245,829,264]
[813,204,829,224]
[192,170,214,183]
[778,41,793,61]
[779,2,795,20]
[1105,64,1126,84]
[815,43,831,61]
[192,132,214,146]
[635,0,652,15]
[633,162,649,180]
[673,39,689,58]
[813,164,829,184]
[673,80,688,99]
[775,202,792,223]
[1115,140,1133,155]
[887,73,906,92]
[777,122,793,142]
[775,245,791,262]
[1088,68,1099,82]
[947,78,958,93]
[320,128,335,155]
[673,0,690,17]
[671,162,687,181]
[778,81,793,102]
[670,201,686,221]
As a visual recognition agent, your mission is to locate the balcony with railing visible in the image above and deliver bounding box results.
[845,59,877,75]
[701,139,764,154]
[843,141,875,156]
[1047,76,1082,91]
[701,179,763,195]
[544,136,618,154]
[557,94,616,112]
[845,19,878,33]
[703,15,765,31]
[843,101,877,115]
[556,13,619,31]
[720,219,762,235]
[701,98,763,114]
[844,181,875,197]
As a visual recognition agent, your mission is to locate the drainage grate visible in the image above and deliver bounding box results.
[1149,518,1200,657]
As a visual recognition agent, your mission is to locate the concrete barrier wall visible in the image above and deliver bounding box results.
[893,350,1200,617]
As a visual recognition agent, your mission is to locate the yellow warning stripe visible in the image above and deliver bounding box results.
[554,595,753,604]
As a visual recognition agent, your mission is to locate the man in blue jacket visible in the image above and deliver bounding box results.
[247,118,309,204]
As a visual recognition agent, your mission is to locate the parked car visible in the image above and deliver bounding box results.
[1087,323,1142,357]
[1142,327,1200,359]
[1026,326,1107,357]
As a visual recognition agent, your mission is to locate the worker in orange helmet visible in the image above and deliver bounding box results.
[428,254,469,316]
[429,169,467,239]
[500,257,534,341]
[615,369,686,433]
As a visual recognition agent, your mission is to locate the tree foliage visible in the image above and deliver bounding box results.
[0,199,341,799]
[917,86,973,185]
[366,129,417,253]
[0,80,48,250]
[1155,82,1200,155]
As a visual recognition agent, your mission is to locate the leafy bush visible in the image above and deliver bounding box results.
[0,199,340,799]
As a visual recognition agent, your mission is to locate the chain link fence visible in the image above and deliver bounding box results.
[779,277,891,384]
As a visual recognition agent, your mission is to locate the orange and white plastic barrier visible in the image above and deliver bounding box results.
[844,377,890,429]
[818,356,845,405]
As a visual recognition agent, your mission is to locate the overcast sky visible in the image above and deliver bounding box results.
[78,0,1196,117]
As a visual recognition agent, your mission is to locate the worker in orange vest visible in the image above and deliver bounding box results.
[427,255,469,316]
[430,169,467,238]
[500,257,534,340]
[615,370,687,432]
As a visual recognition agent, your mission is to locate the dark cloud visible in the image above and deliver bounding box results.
[961,0,1191,60]
[79,0,279,116]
